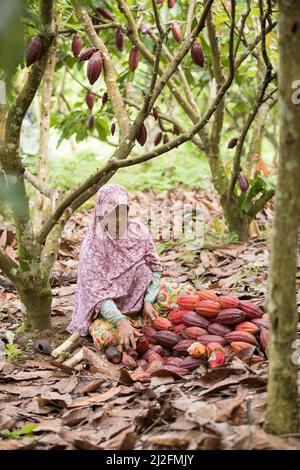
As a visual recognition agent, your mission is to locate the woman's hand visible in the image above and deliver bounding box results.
[143,301,159,322]
[116,318,141,350]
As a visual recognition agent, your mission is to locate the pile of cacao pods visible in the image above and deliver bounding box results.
[116,290,269,381]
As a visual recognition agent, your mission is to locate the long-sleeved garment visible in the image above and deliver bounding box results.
[99,271,161,325]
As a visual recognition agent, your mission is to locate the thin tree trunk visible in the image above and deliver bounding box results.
[265,0,300,435]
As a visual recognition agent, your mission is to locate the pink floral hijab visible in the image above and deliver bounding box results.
[67,184,162,336]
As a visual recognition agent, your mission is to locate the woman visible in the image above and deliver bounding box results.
[67,184,194,350]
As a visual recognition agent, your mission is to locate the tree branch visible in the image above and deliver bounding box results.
[24,169,53,198]
[248,188,275,218]
[0,249,20,284]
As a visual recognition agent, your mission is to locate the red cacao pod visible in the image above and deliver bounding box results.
[171,22,182,43]
[153,317,172,331]
[227,137,238,149]
[168,0,176,8]
[111,122,116,136]
[102,91,109,105]
[187,342,206,359]
[129,46,140,72]
[173,323,186,334]
[177,295,199,310]
[225,331,258,347]
[152,330,180,348]
[181,356,202,372]
[206,342,225,355]
[181,311,210,329]
[87,51,103,84]
[239,301,263,319]
[122,352,137,370]
[87,115,94,129]
[216,308,245,325]
[185,326,207,339]
[197,290,219,302]
[208,350,225,368]
[79,47,97,61]
[207,323,232,336]
[85,90,94,110]
[194,300,221,318]
[235,322,260,335]
[136,123,147,146]
[191,40,204,67]
[154,132,162,146]
[173,339,195,356]
[96,7,114,21]
[136,336,150,355]
[157,0,164,4]
[198,334,227,346]
[72,34,82,57]
[219,295,240,309]
[115,29,124,51]
[26,35,43,67]
[168,310,183,324]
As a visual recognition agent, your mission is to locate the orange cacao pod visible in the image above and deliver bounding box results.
[208,323,231,336]
[181,311,210,329]
[239,301,263,319]
[230,341,254,353]
[177,295,199,310]
[187,342,206,359]
[181,356,202,372]
[153,317,172,331]
[26,35,43,67]
[216,308,245,325]
[173,339,195,356]
[87,52,103,84]
[194,300,221,318]
[225,331,258,346]
[152,331,180,348]
[185,326,207,339]
[235,322,260,335]
[197,290,219,302]
[219,295,240,309]
[72,34,82,57]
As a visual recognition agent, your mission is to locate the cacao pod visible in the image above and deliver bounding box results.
[216,308,245,325]
[142,325,157,338]
[141,23,152,35]
[115,29,124,51]
[154,132,162,146]
[79,47,97,61]
[96,7,114,21]
[227,137,238,149]
[238,175,249,193]
[185,326,207,339]
[147,351,162,363]
[167,309,183,324]
[235,322,260,335]
[157,0,164,4]
[197,334,227,346]
[191,40,204,67]
[72,34,82,57]
[102,91,109,105]
[173,339,195,356]
[173,124,180,136]
[153,317,172,331]
[26,35,43,67]
[136,123,147,146]
[231,341,255,352]
[111,122,116,136]
[177,295,199,310]
[150,344,165,356]
[239,301,263,319]
[225,331,258,346]
[252,318,269,329]
[197,290,219,303]
[206,342,225,355]
[208,350,225,368]
[219,295,240,309]
[85,90,94,110]
[136,336,150,355]
[171,22,182,43]
[122,352,137,370]
[187,342,206,359]
[130,370,151,382]
[163,134,170,144]
[87,51,103,84]
[173,323,186,334]
[87,115,94,129]
[152,330,180,348]
[208,323,232,336]
[153,107,159,121]
[181,311,210,329]
[194,300,221,318]
[164,357,182,367]
[168,0,176,8]
[105,346,122,364]
[181,356,202,372]
[260,327,270,352]
[129,46,140,71]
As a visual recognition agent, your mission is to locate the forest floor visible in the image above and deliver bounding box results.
[0,185,300,450]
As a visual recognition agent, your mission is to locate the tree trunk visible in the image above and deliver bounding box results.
[264,0,300,435]
[221,195,250,241]
[18,277,52,331]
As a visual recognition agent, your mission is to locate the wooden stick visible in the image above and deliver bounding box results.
[51,332,80,358]
[63,348,84,368]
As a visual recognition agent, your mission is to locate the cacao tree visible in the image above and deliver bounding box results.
[265,0,300,435]
[0,0,278,331]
